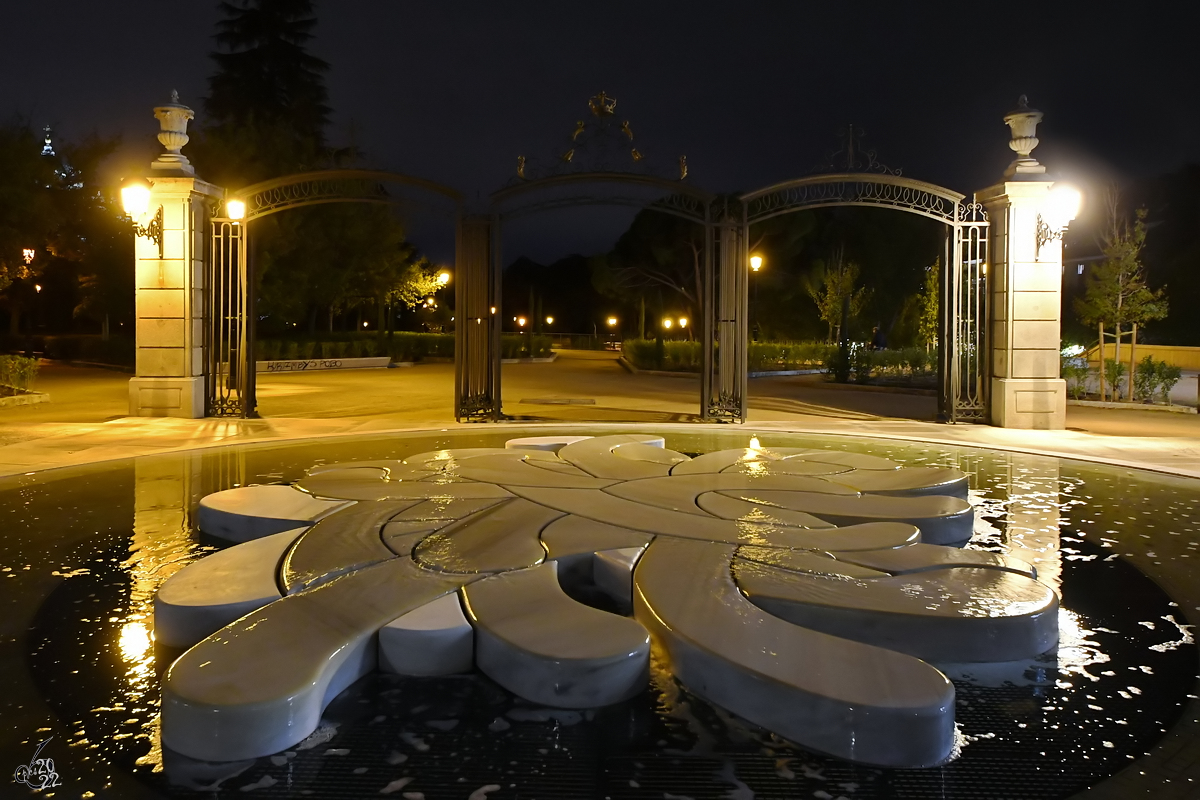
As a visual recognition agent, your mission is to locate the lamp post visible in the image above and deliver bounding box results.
[749,254,763,341]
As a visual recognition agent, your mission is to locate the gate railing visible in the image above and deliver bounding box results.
[206,217,254,418]
[944,202,989,422]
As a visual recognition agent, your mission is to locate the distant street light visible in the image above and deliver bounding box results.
[678,317,688,328]
[662,318,673,329]
[545,316,554,325]
[22,248,34,264]
[34,284,42,293]
[517,317,527,328]
[749,254,765,340]
[437,271,451,286]
[606,316,618,327]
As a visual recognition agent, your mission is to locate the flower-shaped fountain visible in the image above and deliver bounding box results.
[153,434,1057,769]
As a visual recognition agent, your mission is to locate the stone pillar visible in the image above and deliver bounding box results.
[128,93,223,418]
[977,97,1067,429]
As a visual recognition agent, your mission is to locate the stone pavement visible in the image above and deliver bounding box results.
[2,351,1199,797]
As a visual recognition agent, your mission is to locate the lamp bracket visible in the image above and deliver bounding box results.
[1035,213,1063,262]
[134,206,164,258]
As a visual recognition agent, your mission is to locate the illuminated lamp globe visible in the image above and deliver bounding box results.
[662,318,673,329]
[679,317,688,328]
[749,255,763,272]
[437,272,451,286]
[121,179,152,218]
[1044,184,1082,231]
[606,317,618,327]
[226,199,246,220]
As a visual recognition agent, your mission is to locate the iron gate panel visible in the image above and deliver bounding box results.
[702,212,746,421]
[206,218,253,417]
[946,203,989,422]
[455,217,500,421]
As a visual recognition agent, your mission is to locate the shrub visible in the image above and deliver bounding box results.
[1156,361,1183,404]
[1062,352,1092,399]
[1103,358,1127,400]
[0,355,39,390]
[1134,355,1158,402]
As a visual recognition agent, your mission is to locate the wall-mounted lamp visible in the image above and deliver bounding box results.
[749,254,763,272]
[225,199,246,221]
[1035,184,1082,260]
[121,177,163,257]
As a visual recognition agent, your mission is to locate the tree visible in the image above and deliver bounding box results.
[1074,201,1167,358]
[803,247,870,342]
[916,258,939,351]
[197,0,331,186]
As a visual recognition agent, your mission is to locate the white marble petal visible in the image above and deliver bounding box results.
[716,489,973,546]
[281,501,414,594]
[453,453,617,489]
[162,559,475,761]
[735,545,888,580]
[413,498,560,574]
[198,485,351,542]
[557,435,672,479]
[154,528,307,649]
[824,467,970,499]
[633,536,955,768]
[784,451,901,471]
[611,442,690,466]
[462,562,650,708]
[670,449,757,475]
[720,459,850,476]
[735,562,1059,663]
[505,435,593,452]
[391,497,506,521]
[831,544,1037,578]
[606,473,857,517]
[593,546,648,610]
[696,492,833,528]
[539,515,654,562]
[379,593,474,676]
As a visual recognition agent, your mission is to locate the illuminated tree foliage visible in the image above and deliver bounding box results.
[1074,203,1168,350]
[804,247,870,343]
[917,259,939,351]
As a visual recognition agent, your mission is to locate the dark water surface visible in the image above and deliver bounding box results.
[2,427,1197,799]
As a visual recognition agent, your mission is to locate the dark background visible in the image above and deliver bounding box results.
[2,1,1193,262]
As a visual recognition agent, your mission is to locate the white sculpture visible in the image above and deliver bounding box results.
[155,434,1057,768]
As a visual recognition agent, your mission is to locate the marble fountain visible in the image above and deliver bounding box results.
[154,433,1058,770]
[10,426,1197,799]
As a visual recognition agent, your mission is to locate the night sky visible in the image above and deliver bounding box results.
[2,1,1194,261]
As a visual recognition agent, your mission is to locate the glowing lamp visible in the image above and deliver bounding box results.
[1043,184,1082,230]
[121,180,152,218]
[606,317,617,327]
[517,317,527,328]
[437,272,451,286]
[545,316,554,325]
[749,255,763,272]
[679,317,688,328]
[225,199,246,220]
[662,318,673,329]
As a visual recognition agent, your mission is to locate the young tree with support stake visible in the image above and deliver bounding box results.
[1074,201,1167,401]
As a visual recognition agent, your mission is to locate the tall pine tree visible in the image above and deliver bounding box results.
[197,0,331,186]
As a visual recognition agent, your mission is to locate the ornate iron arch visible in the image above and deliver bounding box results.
[737,172,990,423]
[740,173,965,226]
[230,169,463,221]
[491,171,713,223]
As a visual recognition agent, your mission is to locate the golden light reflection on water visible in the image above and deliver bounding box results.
[118,621,152,664]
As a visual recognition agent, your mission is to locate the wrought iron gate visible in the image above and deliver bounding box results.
[943,203,989,422]
[702,209,746,421]
[205,216,254,417]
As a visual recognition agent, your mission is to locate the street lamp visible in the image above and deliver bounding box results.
[225,199,246,221]
[749,254,764,340]
[678,317,688,328]
[545,316,554,325]
[1036,184,1082,260]
[437,271,451,286]
[120,177,163,257]
[517,316,527,329]
[606,316,618,327]
[662,318,673,329]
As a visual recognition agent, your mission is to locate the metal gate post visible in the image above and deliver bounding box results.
[455,215,499,420]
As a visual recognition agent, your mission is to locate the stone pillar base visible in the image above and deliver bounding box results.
[990,378,1066,430]
[129,377,205,418]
